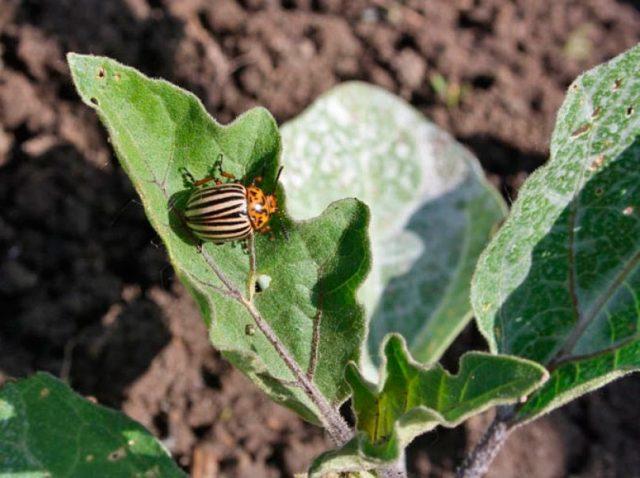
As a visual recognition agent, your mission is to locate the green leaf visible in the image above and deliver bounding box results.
[68,53,371,424]
[472,44,640,422]
[309,335,547,475]
[281,83,506,367]
[0,373,185,477]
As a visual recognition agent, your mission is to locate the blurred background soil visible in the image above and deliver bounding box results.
[1,1,640,476]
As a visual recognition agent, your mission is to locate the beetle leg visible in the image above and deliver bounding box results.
[211,153,237,183]
[220,171,236,182]
[193,176,218,187]
[179,167,198,187]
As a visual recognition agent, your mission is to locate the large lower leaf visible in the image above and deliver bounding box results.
[309,335,547,475]
[280,83,506,367]
[68,54,370,425]
[0,373,185,477]
[472,44,640,422]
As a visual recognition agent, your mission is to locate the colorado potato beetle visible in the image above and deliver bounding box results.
[184,160,281,243]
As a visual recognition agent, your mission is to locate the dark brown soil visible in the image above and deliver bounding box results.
[1,1,640,476]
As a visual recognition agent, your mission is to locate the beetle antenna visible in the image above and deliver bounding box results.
[274,166,284,188]
[277,209,290,241]
[281,222,290,241]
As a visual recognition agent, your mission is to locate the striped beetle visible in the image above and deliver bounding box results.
[184,159,281,243]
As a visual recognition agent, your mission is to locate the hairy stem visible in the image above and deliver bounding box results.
[378,452,408,478]
[199,239,353,446]
[199,237,408,475]
[246,233,257,302]
[240,295,353,445]
[456,407,514,478]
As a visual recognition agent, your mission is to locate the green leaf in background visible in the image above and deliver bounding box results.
[280,83,506,368]
[472,44,640,422]
[309,335,547,475]
[0,373,185,477]
[68,54,370,425]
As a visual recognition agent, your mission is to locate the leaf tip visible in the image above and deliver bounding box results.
[66,52,103,107]
[66,51,79,64]
[66,52,92,76]
[381,332,409,364]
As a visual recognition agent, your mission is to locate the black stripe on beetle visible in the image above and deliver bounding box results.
[188,184,245,202]
[186,191,246,211]
[185,184,254,242]
[183,166,280,244]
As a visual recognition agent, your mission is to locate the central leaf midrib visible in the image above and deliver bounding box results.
[108,89,304,384]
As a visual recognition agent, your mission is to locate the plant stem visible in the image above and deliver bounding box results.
[199,239,353,446]
[456,407,514,478]
[378,452,408,478]
[199,237,408,476]
[239,295,353,445]
[246,233,257,302]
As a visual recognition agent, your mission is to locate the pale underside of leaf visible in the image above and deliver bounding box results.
[472,44,640,421]
[281,83,506,369]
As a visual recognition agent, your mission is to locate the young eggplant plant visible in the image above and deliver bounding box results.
[0,43,626,478]
[62,52,549,478]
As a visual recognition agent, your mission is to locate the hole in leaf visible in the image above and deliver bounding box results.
[613,78,622,91]
[623,206,634,216]
[588,154,605,171]
[90,97,99,106]
[571,123,591,138]
[245,324,256,336]
[627,105,634,116]
[97,67,105,79]
[255,274,271,293]
[591,106,601,119]
[108,447,126,461]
